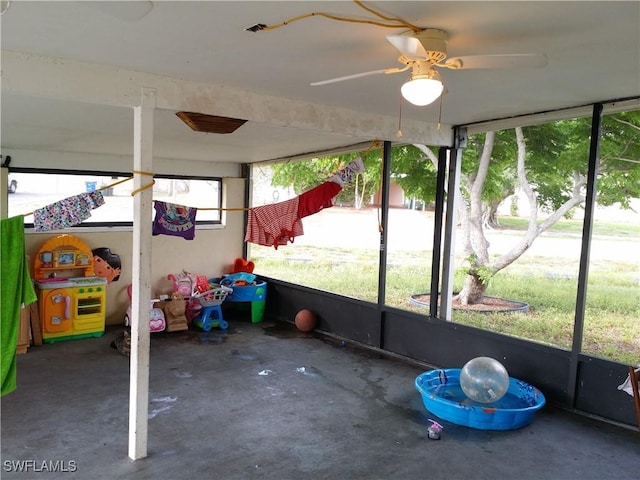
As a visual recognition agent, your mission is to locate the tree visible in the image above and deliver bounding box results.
[438,113,639,305]
[269,150,381,208]
[270,111,640,306]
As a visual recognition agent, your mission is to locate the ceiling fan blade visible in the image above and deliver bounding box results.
[443,54,547,70]
[310,67,406,86]
[386,34,426,59]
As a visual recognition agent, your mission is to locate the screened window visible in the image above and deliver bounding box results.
[8,169,222,227]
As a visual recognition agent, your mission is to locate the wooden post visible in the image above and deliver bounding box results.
[128,87,155,461]
[29,302,43,346]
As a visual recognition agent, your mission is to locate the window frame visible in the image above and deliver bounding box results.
[9,167,223,230]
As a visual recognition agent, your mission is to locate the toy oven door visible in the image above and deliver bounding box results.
[41,288,72,334]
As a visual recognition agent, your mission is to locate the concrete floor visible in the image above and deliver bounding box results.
[2,318,639,480]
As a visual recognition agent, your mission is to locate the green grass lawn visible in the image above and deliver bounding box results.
[498,216,640,236]
[251,216,639,365]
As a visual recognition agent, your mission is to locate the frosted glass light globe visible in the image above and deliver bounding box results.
[401,78,444,106]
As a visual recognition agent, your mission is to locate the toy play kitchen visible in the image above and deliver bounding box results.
[33,234,106,343]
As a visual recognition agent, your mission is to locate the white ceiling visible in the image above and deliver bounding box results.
[1,1,639,169]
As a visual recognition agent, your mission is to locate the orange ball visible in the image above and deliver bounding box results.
[294,309,317,332]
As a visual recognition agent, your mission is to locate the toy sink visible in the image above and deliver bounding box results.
[415,368,546,430]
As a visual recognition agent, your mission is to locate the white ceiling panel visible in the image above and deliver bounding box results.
[1,1,639,167]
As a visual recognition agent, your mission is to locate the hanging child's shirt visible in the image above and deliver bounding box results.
[297,181,341,218]
[245,197,303,249]
[245,180,343,249]
[152,201,197,240]
[33,191,105,232]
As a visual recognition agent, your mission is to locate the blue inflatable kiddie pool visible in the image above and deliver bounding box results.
[415,368,546,430]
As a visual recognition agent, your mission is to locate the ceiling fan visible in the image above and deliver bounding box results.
[311,29,547,106]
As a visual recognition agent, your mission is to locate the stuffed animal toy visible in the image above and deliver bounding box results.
[231,257,255,274]
[164,292,189,332]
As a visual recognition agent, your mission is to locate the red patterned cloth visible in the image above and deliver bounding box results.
[245,181,343,249]
[245,197,303,249]
[297,181,341,218]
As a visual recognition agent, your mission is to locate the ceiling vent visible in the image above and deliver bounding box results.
[176,112,247,134]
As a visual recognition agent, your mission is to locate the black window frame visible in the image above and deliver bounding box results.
[9,167,223,229]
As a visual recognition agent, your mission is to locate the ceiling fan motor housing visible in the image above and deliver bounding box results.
[415,28,449,63]
[411,61,441,81]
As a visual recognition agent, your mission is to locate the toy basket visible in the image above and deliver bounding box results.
[193,285,233,307]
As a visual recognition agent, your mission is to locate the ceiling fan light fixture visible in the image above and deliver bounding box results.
[401,76,444,106]
[401,62,444,106]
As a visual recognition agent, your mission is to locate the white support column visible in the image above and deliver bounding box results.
[440,148,462,321]
[128,87,156,461]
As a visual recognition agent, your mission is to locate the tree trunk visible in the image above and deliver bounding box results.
[483,202,501,229]
[456,127,587,304]
[354,175,369,209]
[455,273,487,305]
[415,127,590,307]
[457,181,473,256]
[456,132,495,304]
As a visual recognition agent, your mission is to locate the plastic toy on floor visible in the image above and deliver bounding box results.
[220,272,257,287]
[192,283,233,331]
[167,270,193,296]
[124,284,166,333]
[167,270,200,324]
[193,275,211,294]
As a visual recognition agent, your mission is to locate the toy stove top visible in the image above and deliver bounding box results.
[36,276,107,289]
